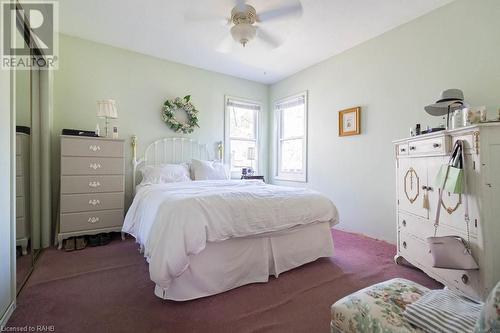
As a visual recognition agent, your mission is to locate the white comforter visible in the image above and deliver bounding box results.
[123,180,338,290]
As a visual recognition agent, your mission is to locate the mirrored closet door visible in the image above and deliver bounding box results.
[14,10,44,292]
[15,68,40,292]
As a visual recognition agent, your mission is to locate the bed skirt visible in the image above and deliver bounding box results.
[154,222,334,301]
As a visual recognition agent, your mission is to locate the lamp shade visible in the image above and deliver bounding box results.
[97,99,118,119]
[247,146,256,160]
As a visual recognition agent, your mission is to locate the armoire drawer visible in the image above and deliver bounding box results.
[408,136,450,156]
[61,137,124,158]
[60,192,124,213]
[61,175,125,194]
[398,213,434,241]
[61,157,124,175]
[397,143,408,156]
[399,231,430,268]
[60,209,124,233]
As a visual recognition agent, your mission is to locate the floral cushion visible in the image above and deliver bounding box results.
[474,281,500,333]
[330,278,429,333]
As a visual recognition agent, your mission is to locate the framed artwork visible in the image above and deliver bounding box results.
[338,107,361,136]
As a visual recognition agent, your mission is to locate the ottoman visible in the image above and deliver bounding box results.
[330,278,428,333]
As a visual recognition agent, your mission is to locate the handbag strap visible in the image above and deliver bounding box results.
[460,140,472,252]
[433,140,472,252]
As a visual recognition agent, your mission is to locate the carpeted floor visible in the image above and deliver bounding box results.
[7,229,441,333]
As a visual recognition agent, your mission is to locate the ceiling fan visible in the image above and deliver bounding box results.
[185,0,303,52]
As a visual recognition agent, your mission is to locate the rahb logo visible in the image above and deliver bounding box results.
[1,0,58,70]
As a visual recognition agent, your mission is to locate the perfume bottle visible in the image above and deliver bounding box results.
[112,126,118,139]
[95,124,101,137]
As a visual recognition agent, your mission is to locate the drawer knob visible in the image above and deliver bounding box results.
[461,274,469,285]
[89,181,101,188]
[400,148,406,152]
[433,143,441,148]
[89,145,101,152]
[88,216,100,224]
[402,241,407,249]
[89,163,102,170]
[88,199,101,206]
[409,146,416,151]
[402,220,407,227]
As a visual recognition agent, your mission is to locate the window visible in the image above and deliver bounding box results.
[275,92,307,182]
[225,97,261,178]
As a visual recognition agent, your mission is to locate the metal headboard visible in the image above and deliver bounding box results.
[131,136,216,194]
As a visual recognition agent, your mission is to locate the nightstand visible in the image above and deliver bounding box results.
[241,175,265,182]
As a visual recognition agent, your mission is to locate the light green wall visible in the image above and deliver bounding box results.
[53,34,269,209]
[15,69,30,127]
[269,0,500,243]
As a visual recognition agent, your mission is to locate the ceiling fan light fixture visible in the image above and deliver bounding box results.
[230,23,257,47]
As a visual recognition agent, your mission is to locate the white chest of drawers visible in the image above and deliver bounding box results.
[394,123,500,300]
[57,135,125,248]
[16,132,30,255]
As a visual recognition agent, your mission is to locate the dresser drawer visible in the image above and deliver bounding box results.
[60,192,124,213]
[408,136,450,156]
[61,137,124,158]
[16,135,22,156]
[16,176,24,197]
[16,196,25,218]
[61,175,125,194]
[16,155,23,176]
[16,217,28,239]
[60,209,123,233]
[61,157,124,175]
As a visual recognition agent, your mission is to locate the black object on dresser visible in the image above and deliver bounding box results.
[241,175,265,182]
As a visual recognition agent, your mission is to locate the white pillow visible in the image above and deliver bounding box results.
[140,163,191,184]
[191,159,229,180]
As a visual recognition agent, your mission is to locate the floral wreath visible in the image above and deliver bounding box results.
[162,95,199,134]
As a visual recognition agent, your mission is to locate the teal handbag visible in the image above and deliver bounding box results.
[434,142,464,194]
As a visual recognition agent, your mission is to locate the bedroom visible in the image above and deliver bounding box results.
[1,0,500,332]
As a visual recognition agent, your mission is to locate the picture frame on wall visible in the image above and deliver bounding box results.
[339,107,361,136]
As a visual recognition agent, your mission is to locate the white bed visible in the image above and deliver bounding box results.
[123,137,339,301]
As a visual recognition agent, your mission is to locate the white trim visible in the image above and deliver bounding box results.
[274,91,308,182]
[224,95,262,179]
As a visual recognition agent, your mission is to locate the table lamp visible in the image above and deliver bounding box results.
[97,99,118,137]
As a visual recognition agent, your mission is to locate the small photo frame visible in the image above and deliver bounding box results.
[339,107,361,136]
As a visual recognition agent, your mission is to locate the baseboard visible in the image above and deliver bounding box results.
[0,301,15,329]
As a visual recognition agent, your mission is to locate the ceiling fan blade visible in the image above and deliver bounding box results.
[257,1,303,22]
[216,35,235,53]
[256,27,282,49]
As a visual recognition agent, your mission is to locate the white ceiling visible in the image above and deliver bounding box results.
[58,0,454,84]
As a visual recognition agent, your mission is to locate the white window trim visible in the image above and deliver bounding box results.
[224,95,262,179]
[274,91,308,182]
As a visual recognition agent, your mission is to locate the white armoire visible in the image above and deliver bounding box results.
[394,123,500,300]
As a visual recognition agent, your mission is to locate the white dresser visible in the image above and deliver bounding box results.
[16,132,30,255]
[57,135,125,248]
[394,123,500,300]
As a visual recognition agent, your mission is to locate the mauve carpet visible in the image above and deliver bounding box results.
[7,229,441,333]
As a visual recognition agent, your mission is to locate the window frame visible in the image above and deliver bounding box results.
[224,95,262,179]
[274,91,308,182]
